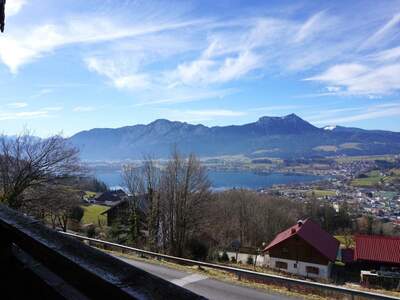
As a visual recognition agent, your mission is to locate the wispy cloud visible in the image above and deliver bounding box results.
[309,103,400,125]
[0,8,206,73]
[136,88,237,106]
[73,106,95,112]
[8,102,28,108]
[85,57,150,90]
[360,13,400,50]
[163,109,246,122]
[305,63,400,95]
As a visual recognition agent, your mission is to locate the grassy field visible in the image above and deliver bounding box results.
[334,155,397,163]
[81,204,109,225]
[350,169,400,187]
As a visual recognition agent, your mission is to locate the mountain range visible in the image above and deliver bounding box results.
[69,114,400,161]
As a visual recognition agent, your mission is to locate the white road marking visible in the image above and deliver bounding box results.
[170,273,208,287]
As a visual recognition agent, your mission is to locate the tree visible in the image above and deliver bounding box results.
[159,149,211,256]
[122,163,143,245]
[24,183,81,232]
[0,132,80,209]
[142,156,161,251]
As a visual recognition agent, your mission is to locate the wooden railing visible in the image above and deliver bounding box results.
[0,204,204,299]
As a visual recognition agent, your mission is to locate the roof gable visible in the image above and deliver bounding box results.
[264,219,339,261]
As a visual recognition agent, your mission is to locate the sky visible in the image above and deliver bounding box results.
[1,0,400,137]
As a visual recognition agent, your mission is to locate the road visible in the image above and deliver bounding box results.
[115,256,299,300]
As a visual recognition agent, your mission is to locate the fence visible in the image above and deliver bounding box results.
[61,231,400,300]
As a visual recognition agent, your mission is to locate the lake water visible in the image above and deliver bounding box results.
[93,170,323,190]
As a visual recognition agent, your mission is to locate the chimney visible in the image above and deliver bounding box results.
[297,220,304,227]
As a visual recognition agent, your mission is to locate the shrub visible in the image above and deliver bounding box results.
[69,206,84,222]
[230,256,237,263]
[220,251,229,262]
[247,256,254,265]
[187,238,209,261]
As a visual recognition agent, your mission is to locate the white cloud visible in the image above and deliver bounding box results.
[309,103,400,125]
[85,57,150,90]
[360,13,400,50]
[0,110,48,120]
[369,46,400,62]
[5,0,27,17]
[0,14,205,73]
[8,102,28,108]
[294,11,331,43]
[306,64,369,83]
[137,88,237,106]
[73,106,95,112]
[306,63,400,95]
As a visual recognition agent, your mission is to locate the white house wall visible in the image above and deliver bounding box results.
[219,251,264,266]
[266,256,331,279]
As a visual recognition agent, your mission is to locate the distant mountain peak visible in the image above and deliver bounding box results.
[255,113,318,134]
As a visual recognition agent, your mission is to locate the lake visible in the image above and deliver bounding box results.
[93,169,324,190]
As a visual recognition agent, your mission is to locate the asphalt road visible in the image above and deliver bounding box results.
[115,256,299,300]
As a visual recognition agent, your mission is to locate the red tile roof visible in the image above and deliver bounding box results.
[263,219,339,261]
[354,235,400,265]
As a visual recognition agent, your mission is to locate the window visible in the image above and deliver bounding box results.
[293,263,297,268]
[275,261,288,269]
[306,266,319,275]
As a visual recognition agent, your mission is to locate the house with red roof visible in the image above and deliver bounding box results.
[354,235,400,268]
[263,219,339,279]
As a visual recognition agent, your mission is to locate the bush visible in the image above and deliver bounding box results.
[187,238,209,261]
[85,224,96,238]
[230,256,237,263]
[246,256,254,265]
[220,251,229,262]
[69,206,84,222]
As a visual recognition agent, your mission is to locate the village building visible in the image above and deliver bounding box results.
[101,195,148,227]
[95,189,128,206]
[263,219,339,279]
[353,235,400,289]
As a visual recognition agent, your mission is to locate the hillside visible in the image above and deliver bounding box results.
[69,114,400,160]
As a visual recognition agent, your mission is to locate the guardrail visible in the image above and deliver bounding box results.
[0,204,204,299]
[61,231,400,300]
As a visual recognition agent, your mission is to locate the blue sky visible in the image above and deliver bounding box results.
[1,0,400,137]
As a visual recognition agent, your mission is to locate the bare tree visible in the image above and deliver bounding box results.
[0,132,81,209]
[24,183,81,232]
[142,156,161,251]
[122,163,144,244]
[159,149,210,256]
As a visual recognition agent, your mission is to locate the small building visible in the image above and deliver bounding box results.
[354,235,400,269]
[95,189,128,206]
[354,235,400,289]
[263,219,339,279]
[101,195,148,227]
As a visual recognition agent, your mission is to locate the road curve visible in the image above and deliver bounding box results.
[115,256,299,300]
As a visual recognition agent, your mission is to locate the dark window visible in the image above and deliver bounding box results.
[293,263,297,268]
[306,266,319,275]
[275,261,288,269]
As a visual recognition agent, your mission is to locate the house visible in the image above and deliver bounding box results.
[354,235,400,269]
[354,235,400,289]
[263,219,339,279]
[101,195,148,227]
[95,189,128,206]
